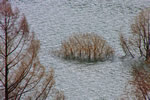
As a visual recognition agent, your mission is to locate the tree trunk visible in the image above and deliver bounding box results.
[5,25,8,100]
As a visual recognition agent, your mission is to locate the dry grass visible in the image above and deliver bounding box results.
[57,33,114,62]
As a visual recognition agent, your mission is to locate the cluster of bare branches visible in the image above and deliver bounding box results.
[56,33,114,62]
[120,8,150,100]
[131,65,150,100]
[121,62,150,100]
[0,0,59,99]
[120,8,150,60]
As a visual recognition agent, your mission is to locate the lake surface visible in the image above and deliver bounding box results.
[11,0,150,99]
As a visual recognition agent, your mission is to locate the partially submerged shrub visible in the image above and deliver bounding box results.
[120,8,150,60]
[131,65,150,100]
[57,33,114,62]
[122,61,150,100]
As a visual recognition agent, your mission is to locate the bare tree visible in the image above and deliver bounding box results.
[0,0,56,99]
[120,8,150,60]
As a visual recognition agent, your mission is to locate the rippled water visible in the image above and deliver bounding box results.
[11,0,150,99]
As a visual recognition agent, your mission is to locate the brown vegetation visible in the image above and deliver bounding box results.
[122,62,150,100]
[0,0,62,99]
[131,65,150,100]
[57,33,114,62]
[119,7,150,100]
[120,8,150,60]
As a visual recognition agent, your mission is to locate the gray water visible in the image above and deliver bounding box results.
[11,0,150,99]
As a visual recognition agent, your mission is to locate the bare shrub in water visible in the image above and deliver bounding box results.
[57,33,114,62]
[120,8,150,60]
[122,61,150,100]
